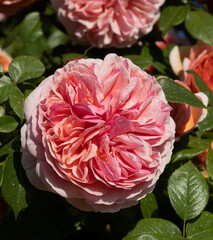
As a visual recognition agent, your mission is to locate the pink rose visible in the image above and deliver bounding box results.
[0,49,12,72]
[0,0,37,21]
[21,54,175,212]
[169,80,208,137]
[50,0,165,48]
[169,42,213,93]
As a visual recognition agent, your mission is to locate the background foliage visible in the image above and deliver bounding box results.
[0,0,213,239]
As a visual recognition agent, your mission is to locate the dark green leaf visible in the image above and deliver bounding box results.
[0,106,5,117]
[140,193,159,218]
[198,108,213,132]
[187,70,213,106]
[185,9,213,46]
[9,85,25,120]
[62,53,84,65]
[124,55,152,70]
[0,136,20,157]
[158,77,206,108]
[47,30,68,50]
[152,61,167,74]
[187,136,212,150]
[0,76,13,104]
[159,5,190,34]
[9,56,45,83]
[2,154,27,219]
[186,211,213,239]
[0,163,5,186]
[123,218,182,240]
[172,148,209,162]
[168,161,209,220]
[0,116,18,133]
[20,12,43,42]
[0,63,3,75]
[206,148,213,180]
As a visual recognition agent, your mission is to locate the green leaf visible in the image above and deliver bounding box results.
[0,63,4,75]
[0,163,5,187]
[186,211,213,239]
[0,76,13,104]
[0,136,20,157]
[123,218,182,240]
[124,55,152,70]
[185,9,213,46]
[158,77,206,108]
[187,70,213,106]
[9,56,45,83]
[19,12,43,42]
[9,85,25,120]
[159,5,190,34]
[0,106,5,117]
[2,154,27,219]
[168,161,209,220]
[206,148,213,180]
[198,108,213,132]
[47,30,68,50]
[172,148,209,162]
[62,53,84,65]
[187,136,212,150]
[0,116,18,133]
[140,193,159,218]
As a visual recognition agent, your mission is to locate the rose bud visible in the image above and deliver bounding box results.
[169,42,213,93]
[170,80,208,138]
[21,54,175,212]
[0,49,12,73]
[50,0,165,48]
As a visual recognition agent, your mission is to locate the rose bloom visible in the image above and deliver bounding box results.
[50,0,165,48]
[0,0,37,21]
[169,80,208,137]
[170,42,213,93]
[0,49,12,72]
[21,54,175,212]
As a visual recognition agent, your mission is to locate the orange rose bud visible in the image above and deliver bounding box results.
[0,49,12,73]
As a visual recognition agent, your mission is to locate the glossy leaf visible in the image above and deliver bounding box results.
[172,148,209,162]
[206,148,213,180]
[185,9,213,46]
[47,30,68,50]
[0,116,18,133]
[168,161,209,220]
[187,136,212,150]
[159,5,189,34]
[0,106,5,117]
[123,218,182,240]
[9,56,45,83]
[0,76,12,104]
[0,163,5,186]
[186,212,213,239]
[158,77,206,108]
[140,193,159,218]
[198,108,213,132]
[20,12,43,42]
[124,55,152,70]
[62,53,85,65]
[2,154,27,219]
[0,63,3,75]
[9,85,25,120]
[187,70,213,106]
[0,136,20,157]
